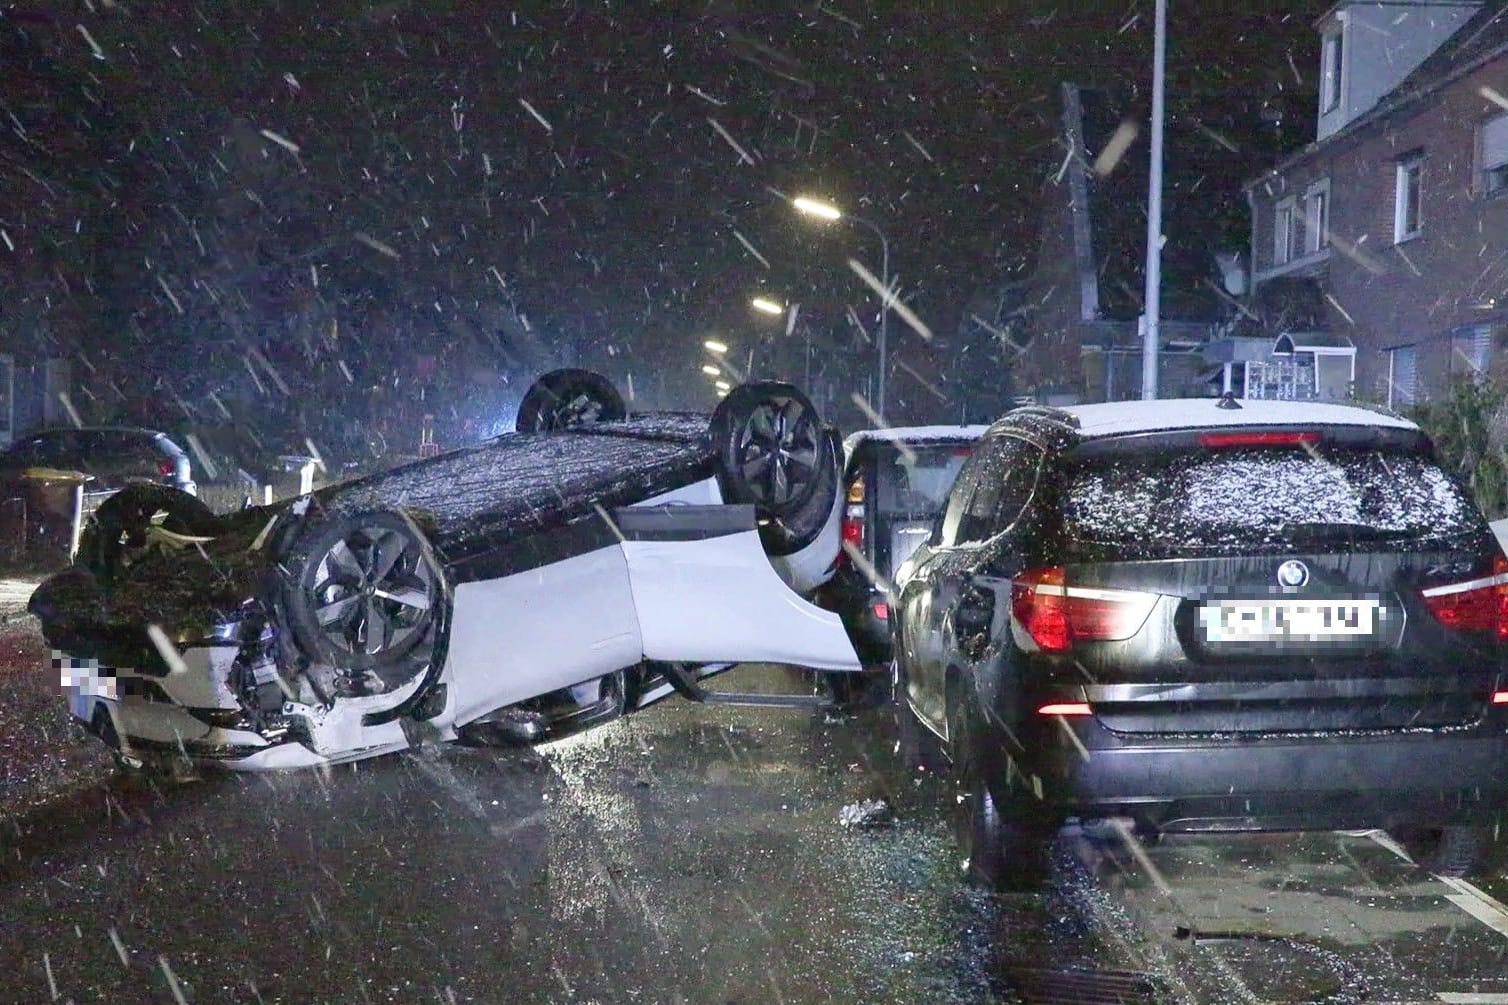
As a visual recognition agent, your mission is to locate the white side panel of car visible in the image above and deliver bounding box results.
[443,546,644,725]
[767,480,843,596]
[624,528,861,671]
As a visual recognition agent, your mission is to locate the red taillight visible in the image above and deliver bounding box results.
[1492,691,1508,704]
[1198,431,1321,448]
[158,461,175,476]
[1010,567,1159,653]
[1012,567,1070,651]
[841,507,865,550]
[1421,555,1508,640]
[1037,702,1092,716]
[872,601,889,620]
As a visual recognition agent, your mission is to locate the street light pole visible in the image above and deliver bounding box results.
[1141,0,1167,401]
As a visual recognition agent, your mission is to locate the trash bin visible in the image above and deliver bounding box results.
[19,467,94,567]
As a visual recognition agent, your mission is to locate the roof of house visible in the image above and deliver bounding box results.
[1246,2,1508,189]
[1394,3,1508,94]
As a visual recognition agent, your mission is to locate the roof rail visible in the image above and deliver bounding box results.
[1005,405,1082,429]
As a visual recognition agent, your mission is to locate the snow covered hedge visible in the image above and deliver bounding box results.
[1410,376,1508,522]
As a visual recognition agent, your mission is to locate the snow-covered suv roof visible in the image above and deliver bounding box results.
[1045,398,1417,439]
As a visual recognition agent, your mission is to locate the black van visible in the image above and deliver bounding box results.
[817,425,987,684]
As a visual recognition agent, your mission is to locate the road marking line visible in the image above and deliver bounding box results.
[1362,829,1414,864]
[1362,831,1508,943]
[1445,893,1508,941]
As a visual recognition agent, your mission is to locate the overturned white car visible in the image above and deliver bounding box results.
[32,370,860,772]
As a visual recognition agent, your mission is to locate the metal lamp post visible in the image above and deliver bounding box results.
[1141,0,1168,401]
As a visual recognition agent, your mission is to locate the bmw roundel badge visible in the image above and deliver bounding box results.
[1276,559,1310,589]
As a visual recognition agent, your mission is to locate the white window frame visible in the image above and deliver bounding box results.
[1480,113,1508,196]
[1321,29,1344,114]
[1274,196,1297,265]
[1394,154,1423,243]
[1303,179,1330,254]
[1387,344,1418,409]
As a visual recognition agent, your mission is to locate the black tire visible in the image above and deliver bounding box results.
[824,670,887,711]
[947,680,1055,892]
[279,508,450,700]
[516,368,627,433]
[711,382,839,557]
[1395,823,1493,878]
[893,657,945,774]
[78,484,221,587]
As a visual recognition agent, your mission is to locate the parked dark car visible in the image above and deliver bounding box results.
[818,426,986,675]
[0,426,197,496]
[893,397,1508,889]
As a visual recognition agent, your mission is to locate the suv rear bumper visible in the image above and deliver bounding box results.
[1009,718,1508,832]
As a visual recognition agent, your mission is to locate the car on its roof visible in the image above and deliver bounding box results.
[816,425,988,697]
[893,395,1508,889]
[32,369,861,774]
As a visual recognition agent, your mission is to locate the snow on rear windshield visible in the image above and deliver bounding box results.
[1063,448,1485,558]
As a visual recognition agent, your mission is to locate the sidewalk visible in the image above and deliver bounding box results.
[0,579,37,622]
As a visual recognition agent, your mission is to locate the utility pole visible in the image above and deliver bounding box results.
[1141,0,1168,400]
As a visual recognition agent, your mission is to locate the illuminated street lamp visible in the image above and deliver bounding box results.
[701,364,720,376]
[750,296,784,316]
[714,379,731,392]
[792,196,842,221]
[704,338,729,355]
[793,194,891,416]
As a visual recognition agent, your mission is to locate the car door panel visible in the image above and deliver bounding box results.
[617,503,862,671]
[445,544,643,725]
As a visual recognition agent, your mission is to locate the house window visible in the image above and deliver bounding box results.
[1388,345,1418,408]
[1304,181,1329,253]
[1452,324,1497,377]
[1274,197,1297,265]
[1481,114,1508,195]
[1322,30,1344,113]
[1394,154,1423,242]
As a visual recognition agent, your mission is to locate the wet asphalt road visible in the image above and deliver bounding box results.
[10,658,1508,1002]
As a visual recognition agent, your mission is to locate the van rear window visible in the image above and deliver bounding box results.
[873,443,973,517]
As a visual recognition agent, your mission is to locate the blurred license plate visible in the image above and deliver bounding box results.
[1201,600,1378,642]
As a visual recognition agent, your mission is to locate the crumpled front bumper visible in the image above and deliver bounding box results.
[57,644,445,771]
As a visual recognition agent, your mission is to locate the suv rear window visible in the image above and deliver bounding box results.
[1061,444,1486,560]
[873,443,973,516]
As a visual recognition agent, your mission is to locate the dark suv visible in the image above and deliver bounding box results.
[893,398,1508,889]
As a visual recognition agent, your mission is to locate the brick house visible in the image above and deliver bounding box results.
[1245,1,1508,408]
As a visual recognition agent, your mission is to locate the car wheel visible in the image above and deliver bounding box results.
[711,382,838,557]
[516,368,627,433]
[1395,823,1493,878]
[79,483,220,587]
[279,509,450,702]
[947,680,1054,892]
[893,657,944,773]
